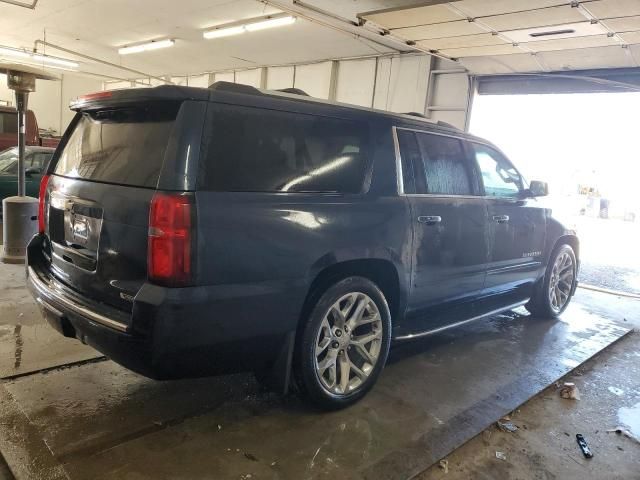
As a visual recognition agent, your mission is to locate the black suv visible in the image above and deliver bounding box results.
[27,82,578,409]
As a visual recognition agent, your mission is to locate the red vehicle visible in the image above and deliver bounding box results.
[0,106,60,151]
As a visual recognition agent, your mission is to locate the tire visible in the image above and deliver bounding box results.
[526,244,577,318]
[295,276,391,409]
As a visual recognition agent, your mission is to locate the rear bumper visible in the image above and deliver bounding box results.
[26,235,303,380]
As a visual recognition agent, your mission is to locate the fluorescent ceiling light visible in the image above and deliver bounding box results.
[203,25,245,39]
[119,39,174,55]
[0,46,30,58]
[31,54,79,68]
[0,45,78,68]
[203,14,296,40]
[245,15,296,31]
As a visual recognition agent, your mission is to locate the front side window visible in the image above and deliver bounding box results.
[202,105,369,193]
[472,144,523,198]
[415,132,474,195]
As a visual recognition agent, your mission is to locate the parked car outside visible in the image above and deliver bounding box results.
[0,106,61,151]
[26,83,579,409]
[0,146,54,215]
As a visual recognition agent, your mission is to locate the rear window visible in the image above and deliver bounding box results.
[53,103,178,188]
[201,104,370,193]
[0,112,18,134]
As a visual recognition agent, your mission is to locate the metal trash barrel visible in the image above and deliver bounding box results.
[2,196,39,264]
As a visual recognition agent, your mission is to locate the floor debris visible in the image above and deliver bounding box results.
[576,434,593,458]
[607,426,640,444]
[495,451,507,461]
[438,459,449,473]
[559,382,581,400]
[497,418,518,433]
[607,386,624,396]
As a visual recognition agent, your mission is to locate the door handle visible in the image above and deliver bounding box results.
[417,215,442,225]
[493,215,510,224]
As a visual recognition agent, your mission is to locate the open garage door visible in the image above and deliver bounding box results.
[470,76,640,297]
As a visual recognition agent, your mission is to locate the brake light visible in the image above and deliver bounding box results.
[148,193,193,286]
[38,174,50,234]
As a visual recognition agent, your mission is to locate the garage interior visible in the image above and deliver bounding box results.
[1,0,639,479]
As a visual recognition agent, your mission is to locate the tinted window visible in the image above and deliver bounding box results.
[416,132,473,195]
[0,112,18,134]
[472,143,522,198]
[54,104,178,188]
[202,105,369,193]
[31,152,52,170]
[396,130,420,194]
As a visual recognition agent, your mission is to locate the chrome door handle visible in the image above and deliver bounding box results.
[493,215,509,223]
[417,215,441,225]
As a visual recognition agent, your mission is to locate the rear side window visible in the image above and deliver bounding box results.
[202,104,369,193]
[53,103,178,188]
[415,132,474,196]
[0,112,18,134]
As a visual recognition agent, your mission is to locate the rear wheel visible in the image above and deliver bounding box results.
[295,277,391,409]
[526,244,577,318]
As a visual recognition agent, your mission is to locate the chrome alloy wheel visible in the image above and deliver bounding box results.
[549,251,575,313]
[314,292,383,395]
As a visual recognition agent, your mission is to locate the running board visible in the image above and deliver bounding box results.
[393,300,529,341]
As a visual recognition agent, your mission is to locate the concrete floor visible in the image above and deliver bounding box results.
[0,261,635,480]
[418,290,640,480]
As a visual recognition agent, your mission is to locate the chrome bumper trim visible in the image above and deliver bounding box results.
[28,266,129,333]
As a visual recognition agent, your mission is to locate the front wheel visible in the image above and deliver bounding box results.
[295,277,391,409]
[526,244,577,318]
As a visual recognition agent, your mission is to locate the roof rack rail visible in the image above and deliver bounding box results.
[208,81,261,95]
[277,87,310,96]
[403,111,427,118]
[436,120,459,130]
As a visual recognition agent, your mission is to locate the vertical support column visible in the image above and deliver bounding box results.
[14,91,28,197]
[328,60,339,102]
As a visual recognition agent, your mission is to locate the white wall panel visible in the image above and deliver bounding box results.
[60,74,103,132]
[188,74,210,88]
[104,81,132,90]
[376,55,431,113]
[294,62,332,99]
[335,58,376,107]
[266,66,294,90]
[235,68,263,88]
[171,76,188,86]
[214,72,235,83]
[372,57,392,110]
[1,73,102,135]
[25,79,61,133]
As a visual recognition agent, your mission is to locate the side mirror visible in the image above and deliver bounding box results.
[527,180,548,197]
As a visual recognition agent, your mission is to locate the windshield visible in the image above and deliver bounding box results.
[0,148,18,173]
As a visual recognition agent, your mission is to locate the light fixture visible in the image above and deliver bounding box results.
[118,39,175,55]
[203,25,245,39]
[31,54,79,68]
[245,15,296,31]
[0,46,30,58]
[203,13,296,40]
[0,44,79,69]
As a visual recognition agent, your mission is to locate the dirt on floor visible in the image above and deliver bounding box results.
[417,329,640,480]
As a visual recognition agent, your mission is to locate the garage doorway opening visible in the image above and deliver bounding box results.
[470,91,640,296]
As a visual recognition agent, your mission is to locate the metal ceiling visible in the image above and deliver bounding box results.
[359,0,640,72]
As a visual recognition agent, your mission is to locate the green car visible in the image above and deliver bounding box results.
[0,146,55,209]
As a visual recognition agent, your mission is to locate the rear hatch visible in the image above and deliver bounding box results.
[40,87,207,316]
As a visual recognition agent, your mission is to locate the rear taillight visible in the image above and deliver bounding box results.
[148,193,194,286]
[38,174,50,234]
